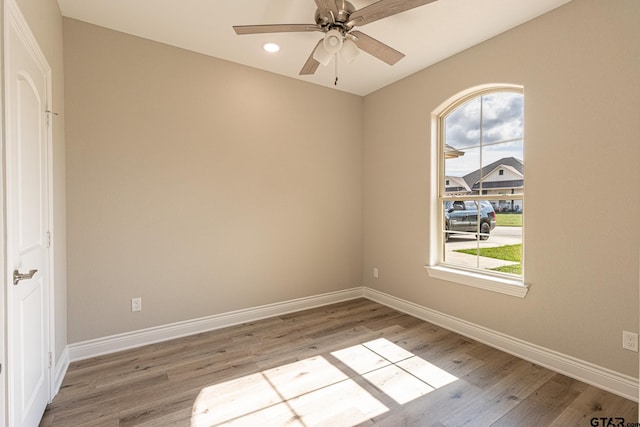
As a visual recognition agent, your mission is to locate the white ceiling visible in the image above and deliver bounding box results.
[57,0,572,96]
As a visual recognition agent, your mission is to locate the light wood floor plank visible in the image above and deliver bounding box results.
[41,299,638,426]
[491,374,589,427]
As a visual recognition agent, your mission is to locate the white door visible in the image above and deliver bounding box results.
[5,1,53,426]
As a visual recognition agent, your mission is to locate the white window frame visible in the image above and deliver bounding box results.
[425,84,528,298]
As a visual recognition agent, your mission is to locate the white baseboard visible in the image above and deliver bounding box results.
[364,287,639,402]
[66,285,637,402]
[51,347,69,400]
[68,287,364,362]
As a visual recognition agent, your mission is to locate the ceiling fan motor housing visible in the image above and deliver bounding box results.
[315,0,356,30]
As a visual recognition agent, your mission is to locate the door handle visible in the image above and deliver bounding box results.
[12,269,38,285]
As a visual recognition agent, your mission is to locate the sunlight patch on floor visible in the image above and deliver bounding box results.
[191,338,458,426]
[362,364,434,404]
[333,338,457,405]
[397,356,459,389]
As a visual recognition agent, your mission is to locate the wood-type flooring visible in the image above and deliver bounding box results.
[40,299,638,426]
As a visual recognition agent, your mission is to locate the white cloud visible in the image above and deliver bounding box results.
[444,92,523,176]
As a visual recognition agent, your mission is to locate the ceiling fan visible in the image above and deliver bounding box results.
[233,0,438,76]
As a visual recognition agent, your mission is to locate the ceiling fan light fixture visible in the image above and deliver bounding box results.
[322,29,343,54]
[312,42,333,66]
[341,38,359,64]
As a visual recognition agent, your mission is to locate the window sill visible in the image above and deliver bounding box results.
[425,265,529,298]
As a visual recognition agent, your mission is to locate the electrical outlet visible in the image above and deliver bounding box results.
[622,331,638,352]
[373,267,379,278]
[131,297,142,312]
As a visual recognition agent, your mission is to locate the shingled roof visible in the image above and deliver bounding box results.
[463,157,523,189]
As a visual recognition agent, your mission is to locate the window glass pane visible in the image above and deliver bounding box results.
[444,199,523,275]
[478,138,524,196]
[445,97,480,150]
[479,93,524,196]
[481,93,523,145]
[444,199,494,240]
[444,146,479,194]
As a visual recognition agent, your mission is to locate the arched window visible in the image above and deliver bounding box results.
[427,86,527,297]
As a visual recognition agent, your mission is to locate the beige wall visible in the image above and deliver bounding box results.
[63,0,639,379]
[363,0,640,376]
[13,0,67,362]
[63,19,363,343]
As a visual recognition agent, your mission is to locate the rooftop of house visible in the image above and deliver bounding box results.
[463,157,523,189]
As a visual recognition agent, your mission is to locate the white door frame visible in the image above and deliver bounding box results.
[1,0,7,423]
[2,0,56,425]
[0,0,6,423]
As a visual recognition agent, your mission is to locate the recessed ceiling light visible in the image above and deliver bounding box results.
[263,43,280,53]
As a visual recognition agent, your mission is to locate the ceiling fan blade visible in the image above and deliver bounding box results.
[299,40,323,75]
[233,24,320,35]
[350,31,404,65]
[314,0,339,19]
[349,0,437,26]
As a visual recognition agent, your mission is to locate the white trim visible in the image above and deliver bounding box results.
[65,286,637,402]
[52,348,69,400]
[363,287,638,402]
[69,287,364,361]
[426,265,528,298]
[0,0,5,423]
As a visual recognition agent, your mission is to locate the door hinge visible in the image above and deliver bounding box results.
[48,352,53,368]
[47,231,52,248]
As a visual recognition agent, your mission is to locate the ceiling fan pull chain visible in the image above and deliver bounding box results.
[334,53,338,86]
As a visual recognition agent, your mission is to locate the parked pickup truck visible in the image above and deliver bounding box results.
[445,200,496,241]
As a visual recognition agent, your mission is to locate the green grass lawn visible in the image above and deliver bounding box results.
[492,264,522,274]
[495,213,523,227]
[455,244,522,275]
